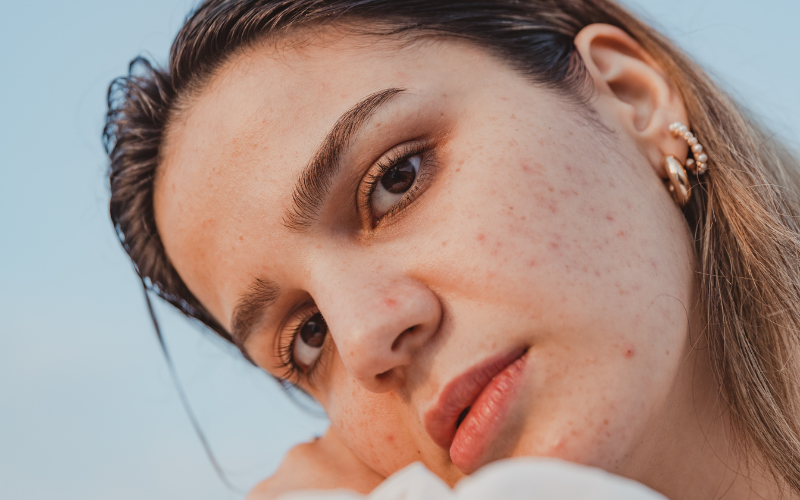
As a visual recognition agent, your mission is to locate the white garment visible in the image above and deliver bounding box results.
[277,458,667,500]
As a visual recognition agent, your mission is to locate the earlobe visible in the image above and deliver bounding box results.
[574,24,689,175]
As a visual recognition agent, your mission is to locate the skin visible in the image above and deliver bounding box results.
[154,23,786,500]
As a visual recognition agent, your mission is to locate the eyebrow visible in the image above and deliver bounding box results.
[282,87,406,231]
[230,277,280,348]
[230,88,405,348]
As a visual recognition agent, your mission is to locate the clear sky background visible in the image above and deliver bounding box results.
[0,1,798,499]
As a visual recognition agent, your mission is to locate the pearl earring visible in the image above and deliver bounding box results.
[663,122,710,206]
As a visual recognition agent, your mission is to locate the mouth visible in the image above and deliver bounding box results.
[423,346,528,473]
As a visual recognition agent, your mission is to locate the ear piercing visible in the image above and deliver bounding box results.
[663,121,709,206]
[669,121,709,174]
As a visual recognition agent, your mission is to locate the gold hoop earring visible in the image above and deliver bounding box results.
[664,122,710,206]
[664,155,691,206]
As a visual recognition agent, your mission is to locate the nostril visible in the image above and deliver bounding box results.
[391,325,417,351]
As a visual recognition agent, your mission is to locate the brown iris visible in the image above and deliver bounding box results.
[299,312,327,348]
[380,157,418,194]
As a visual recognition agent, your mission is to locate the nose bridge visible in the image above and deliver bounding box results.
[309,253,441,392]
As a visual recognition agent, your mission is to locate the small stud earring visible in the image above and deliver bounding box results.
[663,122,710,206]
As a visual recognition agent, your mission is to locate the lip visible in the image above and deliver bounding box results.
[423,347,528,471]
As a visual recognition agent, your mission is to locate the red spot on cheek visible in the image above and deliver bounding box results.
[387,435,395,443]
[606,215,614,221]
[623,346,635,358]
[477,234,486,242]
[384,298,397,308]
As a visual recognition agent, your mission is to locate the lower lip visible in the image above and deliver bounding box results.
[449,354,527,473]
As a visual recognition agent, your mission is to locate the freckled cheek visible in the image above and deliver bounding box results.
[323,362,416,476]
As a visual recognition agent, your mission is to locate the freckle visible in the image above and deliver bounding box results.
[548,186,555,193]
[238,236,244,241]
[549,204,558,213]
[520,216,526,221]
[549,242,560,250]
[595,270,601,277]
[606,215,614,221]
[528,259,537,267]
[521,164,531,172]
[456,168,461,172]
[603,419,609,426]
[617,230,626,237]
[666,350,670,355]
[441,241,448,247]
[387,435,395,442]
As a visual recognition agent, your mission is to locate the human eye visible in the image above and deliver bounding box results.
[276,307,330,384]
[359,140,438,227]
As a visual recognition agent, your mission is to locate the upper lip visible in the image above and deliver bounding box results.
[423,346,528,450]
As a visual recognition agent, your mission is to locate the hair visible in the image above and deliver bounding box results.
[104,0,800,493]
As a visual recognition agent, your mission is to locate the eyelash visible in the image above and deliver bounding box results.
[276,141,439,384]
[275,305,330,386]
[359,140,439,227]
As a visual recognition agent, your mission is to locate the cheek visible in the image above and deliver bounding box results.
[419,118,695,464]
[323,361,431,477]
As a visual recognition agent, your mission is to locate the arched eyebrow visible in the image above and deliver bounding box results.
[282,87,406,231]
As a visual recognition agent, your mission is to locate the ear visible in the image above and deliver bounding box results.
[574,24,689,176]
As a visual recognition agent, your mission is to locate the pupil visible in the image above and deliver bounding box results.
[300,313,327,348]
[380,158,417,194]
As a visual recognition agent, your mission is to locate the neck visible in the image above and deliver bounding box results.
[620,343,793,500]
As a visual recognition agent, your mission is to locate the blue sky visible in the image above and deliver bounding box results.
[0,1,798,499]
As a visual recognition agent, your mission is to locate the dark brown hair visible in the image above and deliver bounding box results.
[105,0,800,492]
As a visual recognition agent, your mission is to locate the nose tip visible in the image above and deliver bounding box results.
[323,282,441,393]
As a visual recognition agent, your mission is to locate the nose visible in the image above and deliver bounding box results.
[310,263,442,393]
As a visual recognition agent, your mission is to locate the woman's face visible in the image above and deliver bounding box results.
[155,30,701,483]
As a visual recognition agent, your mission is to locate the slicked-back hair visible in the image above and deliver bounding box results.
[104,0,800,492]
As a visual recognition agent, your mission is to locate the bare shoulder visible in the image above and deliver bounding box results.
[247,434,384,500]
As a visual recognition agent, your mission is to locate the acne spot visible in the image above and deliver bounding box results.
[623,346,635,358]
[606,215,614,222]
[387,435,395,443]
[528,259,538,267]
[549,242,560,250]
[477,234,486,242]
[441,241,448,247]
[384,298,397,308]
[617,230,626,238]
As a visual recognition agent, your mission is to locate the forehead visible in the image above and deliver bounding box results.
[154,30,497,324]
